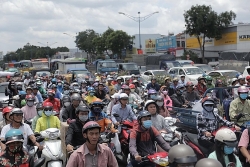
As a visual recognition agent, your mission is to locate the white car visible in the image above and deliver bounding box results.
[168,67,205,85]
[207,70,240,79]
[141,70,168,82]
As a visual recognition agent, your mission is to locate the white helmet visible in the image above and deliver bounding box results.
[119,93,128,99]
[215,128,237,147]
[145,100,156,109]
[111,93,120,99]
[195,158,222,167]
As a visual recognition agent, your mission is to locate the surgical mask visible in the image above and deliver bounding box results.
[44,110,53,116]
[162,91,168,95]
[239,93,248,100]
[37,110,43,117]
[27,101,34,107]
[150,94,156,99]
[93,107,102,113]
[89,92,95,96]
[156,101,164,106]
[204,105,214,112]
[64,102,71,107]
[142,120,152,129]
[131,89,135,93]
[79,115,88,122]
[224,145,234,154]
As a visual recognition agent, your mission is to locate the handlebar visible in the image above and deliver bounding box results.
[236,113,250,121]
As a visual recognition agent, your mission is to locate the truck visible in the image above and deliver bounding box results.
[118,62,140,75]
[96,60,118,74]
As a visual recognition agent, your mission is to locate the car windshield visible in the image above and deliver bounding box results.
[36,71,50,77]
[0,85,6,93]
[166,62,182,68]
[198,65,213,72]
[221,71,239,78]
[73,70,88,75]
[184,68,204,75]
[180,62,192,66]
[8,68,18,72]
[32,62,48,68]
[152,71,167,76]
[99,62,117,68]
[122,64,138,70]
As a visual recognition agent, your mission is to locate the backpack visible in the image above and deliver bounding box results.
[239,128,250,162]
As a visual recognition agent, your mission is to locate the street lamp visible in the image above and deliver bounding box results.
[119,11,159,49]
[37,42,57,57]
[63,32,79,53]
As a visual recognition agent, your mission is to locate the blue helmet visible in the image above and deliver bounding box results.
[19,91,26,95]
[87,87,95,92]
[5,129,24,145]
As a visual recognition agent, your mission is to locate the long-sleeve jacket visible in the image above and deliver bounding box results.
[170,94,185,107]
[111,103,137,124]
[146,83,160,91]
[35,113,60,133]
[62,104,77,121]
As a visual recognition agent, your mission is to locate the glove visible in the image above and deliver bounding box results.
[67,118,76,124]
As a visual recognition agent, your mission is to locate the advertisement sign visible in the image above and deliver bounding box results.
[239,35,250,41]
[156,36,176,52]
[214,32,237,46]
[145,39,156,53]
[186,37,201,48]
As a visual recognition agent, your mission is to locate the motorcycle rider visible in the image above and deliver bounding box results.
[60,95,71,121]
[43,90,61,113]
[21,94,37,120]
[62,93,81,122]
[147,89,157,100]
[31,103,43,131]
[84,87,97,105]
[114,77,122,92]
[212,79,230,101]
[170,84,187,108]
[122,85,138,105]
[13,90,27,108]
[66,105,89,152]
[129,110,171,167]
[66,121,118,167]
[52,84,62,99]
[160,88,173,111]
[168,144,197,167]
[183,81,200,102]
[129,84,142,102]
[57,80,64,93]
[195,158,223,167]
[239,127,250,166]
[0,129,30,167]
[197,97,240,155]
[196,76,207,96]
[106,78,115,96]
[36,81,47,96]
[0,108,43,151]
[208,128,241,167]
[5,80,18,103]
[25,86,39,103]
[106,93,120,116]
[35,102,60,133]
[154,95,170,118]
[163,77,175,96]
[1,106,13,127]
[146,77,160,92]
[178,75,187,85]
[32,86,43,103]
[80,80,88,95]
[229,86,250,125]
[234,76,246,99]
[205,75,215,89]
[172,78,179,90]
[94,83,110,100]
[111,93,137,125]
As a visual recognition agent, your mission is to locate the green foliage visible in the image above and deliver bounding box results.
[181,50,199,63]
[184,5,236,63]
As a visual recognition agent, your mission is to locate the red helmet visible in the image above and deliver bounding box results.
[246,75,250,81]
[25,94,35,101]
[43,102,53,108]
[129,84,135,89]
[2,106,13,115]
[47,90,55,96]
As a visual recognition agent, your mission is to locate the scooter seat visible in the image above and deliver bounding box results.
[185,133,208,155]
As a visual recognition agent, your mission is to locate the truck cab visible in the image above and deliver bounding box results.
[96,60,118,74]
[118,63,140,75]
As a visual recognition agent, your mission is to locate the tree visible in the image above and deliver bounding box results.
[181,50,199,63]
[184,5,236,63]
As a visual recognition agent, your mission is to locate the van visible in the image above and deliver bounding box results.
[159,61,182,71]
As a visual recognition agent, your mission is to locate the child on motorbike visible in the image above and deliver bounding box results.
[208,128,242,167]
[197,97,240,156]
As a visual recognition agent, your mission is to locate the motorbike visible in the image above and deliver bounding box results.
[236,113,250,131]
[138,152,169,167]
[162,117,180,146]
[40,128,64,167]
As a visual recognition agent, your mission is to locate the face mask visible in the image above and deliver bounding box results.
[64,102,71,107]
[27,101,34,107]
[79,115,88,122]
[239,93,248,100]
[162,91,168,95]
[224,145,234,154]
[131,89,135,93]
[179,89,184,93]
[89,92,95,96]
[64,90,69,95]
[156,101,164,107]
[44,110,53,116]
[142,120,152,129]
[93,107,102,113]
[150,94,156,99]
[37,110,43,117]
[204,105,214,112]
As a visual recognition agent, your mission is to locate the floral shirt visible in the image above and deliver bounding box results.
[0,150,29,167]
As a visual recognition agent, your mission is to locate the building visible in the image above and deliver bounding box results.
[0,51,3,60]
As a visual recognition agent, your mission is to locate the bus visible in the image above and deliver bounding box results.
[31,58,49,68]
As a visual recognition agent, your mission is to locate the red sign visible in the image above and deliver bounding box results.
[137,49,143,54]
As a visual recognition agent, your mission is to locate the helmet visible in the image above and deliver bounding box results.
[5,129,24,145]
[185,81,194,87]
[26,86,33,91]
[82,121,101,134]
[121,85,129,90]
[238,75,245,81]
[47,90,55,96]
[137,110,151,122]
[107,78,113,81]
[111,93,120,99]
[119,93,128,100]
[52,84,57,88]
[43,102,53,110]
[2,106,13,115]
[21,99,26,107]
[145,100,157,109]
[36,81,42,86]
[202,97,214,106]
[62,95,71,102]
[129,84,135,89]
[87,87,95,92]
[215,128,237,147]
[197,76,205,81]
[148,89,157,95]
[205,75,213,81]
[117,77,122,80]
[173,77,179,82]
[132,80,139,83]
[246,75,250,81]
[76,105,89,114]
[71,93,81,102]
[9,108,23,117]
[164,77,171,81]
[195,158,222,167]
[168,144,197,163]
[52,78,57,83]
[98,82,104,86]
[36,103,43,110]
[81,80,87,84]
[19,91,26,96]
[151,77,156,81]
[238,86,249,93]
[25,94,35,101]
[91,98,103,107]
[176,84,185,89]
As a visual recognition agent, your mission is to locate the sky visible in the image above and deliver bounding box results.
[0,0,249,54]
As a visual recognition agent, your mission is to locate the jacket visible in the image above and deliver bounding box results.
[0,150,30,167]
[65,119,87,147]
[44,98,60,112]
[66,143,118,167]
[129,123,171,157]
[62,104,77,121]
[170,94,186,107]
[146,82,160,91]
[35,113,60,133]
[21,105,37,120]
[196,83,207,96]
[31,115,41,131]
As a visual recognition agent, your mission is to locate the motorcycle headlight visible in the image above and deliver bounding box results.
[48,131,59,140]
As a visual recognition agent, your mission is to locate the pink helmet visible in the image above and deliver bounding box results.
[238,86,249,93]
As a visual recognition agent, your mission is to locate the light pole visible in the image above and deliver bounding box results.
[118,11,159,49]
[63,32,79,53]
[37,42,57,57]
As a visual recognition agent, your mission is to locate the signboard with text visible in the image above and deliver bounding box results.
[145,39,156,53]
[156,36,176,52]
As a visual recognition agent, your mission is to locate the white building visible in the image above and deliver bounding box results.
[0,51,3,60]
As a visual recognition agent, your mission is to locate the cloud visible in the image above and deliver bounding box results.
[0,0,249,54]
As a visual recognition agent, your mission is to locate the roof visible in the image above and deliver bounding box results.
[208,70,238,72]
[170,66,199,69]
[118,63,137,65]
[147,70,166,72]
[67,68,87,71]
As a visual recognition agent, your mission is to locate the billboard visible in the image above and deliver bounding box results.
[214,32,237,46]
[145,39,156,53]
[186,37,201,48]
[156,36,176,52]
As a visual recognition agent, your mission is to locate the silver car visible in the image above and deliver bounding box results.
[0,82,10,107]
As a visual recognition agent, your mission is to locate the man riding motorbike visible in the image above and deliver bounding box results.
[234,76,246,99]
[13,90,27,108]
[94,83,110,100]
[43,90,60,113]
[106,78,115,96]
[114,77,122,92]
[32,86,43,103]
[36,81,47,97]
[146,77,160,92]
[196,76,207,96]
[52,84,62,99]
[35,102,60,133]
[60,95,71,121]
[106,93,120,116]
[205,75,215,89]
[62,93,81,122]
[183,81,200,103]
[1,106,13,128]
[66,105,89,152]
[170,84,187,108]
[196,158,223,167]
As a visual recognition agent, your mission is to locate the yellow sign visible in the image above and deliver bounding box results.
[186,37,201,49]
[145,39,156,53]
[214,32,237,46]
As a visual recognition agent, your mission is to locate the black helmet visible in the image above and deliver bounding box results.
[76,105,89,114]
[62,95,71,102]
[195,158,222,167]
[36,103,43,110]
[137,110,151,122]
[168,144,197,164]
